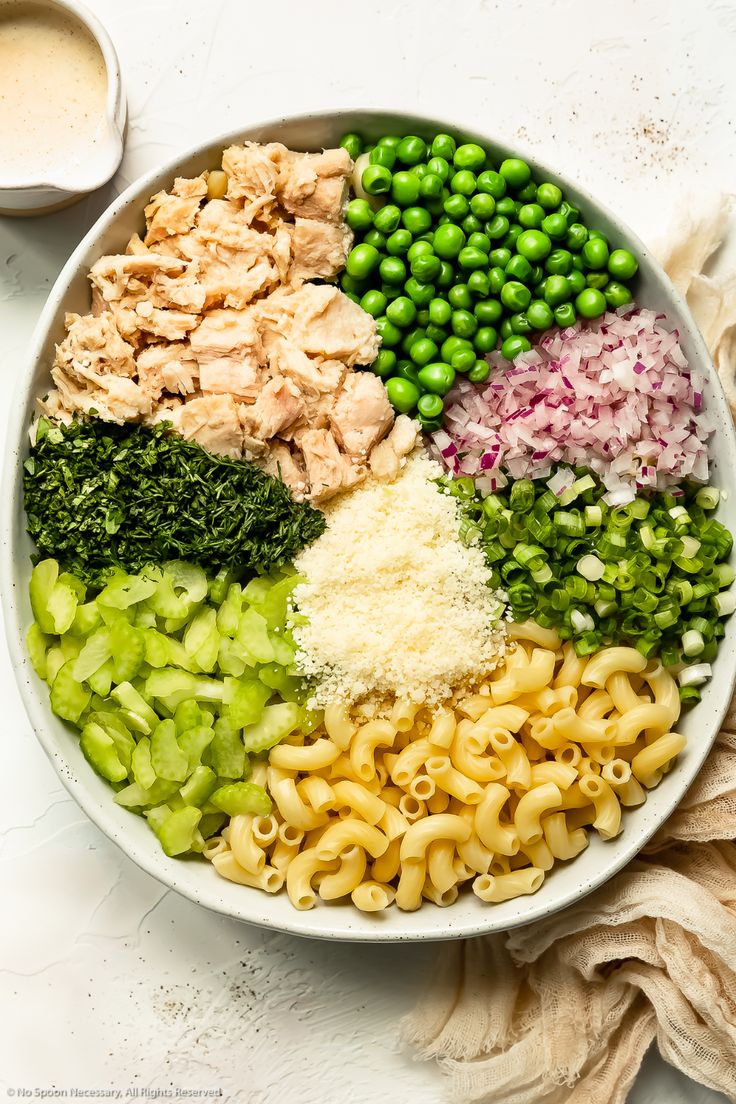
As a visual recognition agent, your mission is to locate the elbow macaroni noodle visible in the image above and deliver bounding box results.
[207,642,686,913]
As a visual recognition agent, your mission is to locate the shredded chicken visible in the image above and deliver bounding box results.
[44,141,399,502]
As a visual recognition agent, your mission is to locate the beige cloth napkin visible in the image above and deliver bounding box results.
[402,198,736,1104]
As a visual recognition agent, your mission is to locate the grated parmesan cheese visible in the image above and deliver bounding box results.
[290,450,507,708]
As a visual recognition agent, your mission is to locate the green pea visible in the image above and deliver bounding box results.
[405,277,435,306]
[444,193,470,221]
[373,204,402,234]
[462,214,483,235]
[369,144,396,169]
[360,289,388,318]
[518,203,544,229]
[453,142,486,171]
[418,414,442,432]
[396,359,421,386]
[475,298,503,325]
[559,200,580,226]
[536,182,562,210]
[458,246,488,271]
[407,240,432,262]
[608,248,639,280]
[382,284,403,302]
[375,316,402,346]
[477,169,507,198]
[489,247,512,268]
[467,232,490,255]
[346,198,374,232]
[501,334,532,360]
[361,164,392,195]
[588,229,610,247]
[586,272,609,290]
[363,229,386,250]
[411,163,428,180]
[452,309,478,338]
[545,248,573,276]
[495,196,516,218]
[467,270,491,297]
[450,169,476,196]
[385,376,420,412]
[419,172,444,201]
[575,288,607,318]
[411,253,441,282]
[341,273,368,296]
[425,323,448,344]
[416,308,430,326]
[543,274,571,306]
[510,311,531,334]
[346,243,380,279]
[426,156,450,181]
[499,318,513,339]
[437,261,455,287]
[489,267,507,295]
[500,280,531,312]
[516,229,551,261]
[516,182,537,203]
[541,212,568,240]
[451,347,476,373]
[525,299,554,331]
[396,135,427,165]
[386,296,417,328]
[417,392,444,419]
[344,292,360,304]
[505,254,533,283]
[378,134,402,149]
[469,359,491,383]
[410,337,439,366]
[429,298,452,326]
[431,133,456,160]
[554,302,577,327]
[386,229,412,256]
[499,158,531,190]
[529,264,544,284]
[449,284,473,310]
[567,268,586,294]
[474,326,498,353]
[486,215,510,241]
[402,206,432,235]
[469,192,495,220]
[401,327,426,355]
[605,280,633,308]
[372,348,396,378]
[502,225,523,251]
[418,362,456,395]
[441,335,470,361]
[376,256,404,286]
[391,171,421,207]
[434,223,466,259]
[582,237,609,270]
[339,132,363,159]
[571,254,585,271]
[566,223,588,252]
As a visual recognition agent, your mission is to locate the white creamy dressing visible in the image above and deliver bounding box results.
[0,2,109,186]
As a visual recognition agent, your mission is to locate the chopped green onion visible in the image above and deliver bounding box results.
[695,486,721,510]
[577,554,605,581]
[682,629,705,657]
[713,590,736,616]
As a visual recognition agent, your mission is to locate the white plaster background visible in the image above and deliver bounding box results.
[2,1,735,1100]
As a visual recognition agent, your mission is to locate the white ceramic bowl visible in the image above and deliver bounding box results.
[4,110,736,941]
[0,0,126,216]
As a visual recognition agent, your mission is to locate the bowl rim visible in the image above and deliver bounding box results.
[4,107,736,941]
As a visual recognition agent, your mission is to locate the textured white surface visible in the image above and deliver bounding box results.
[1,1,734,1100]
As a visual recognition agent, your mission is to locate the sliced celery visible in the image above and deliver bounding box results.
[87,659,114,698]
[88,711,135,773]
[180,764,217,807]
[50,661,91,723]
[150,719,189,782]
[98,573,157,609]
[210,781,271,817]
[110,682,158,734]
[241,702,301,754]
[208,717,246,779]
[72,628,112,682]
[131,736,157,790]
[216,583,242,637]
[178,724,215,771]
[29,559,59,633]
[236,608,275,664]
[26,622,50,680]
[173,700,204,735]
[157,806,202,856]
[114,778,179,808]
[80,722,128,783]
[69,601,103,637]
[109,621,145,683]
[223,677,271,728]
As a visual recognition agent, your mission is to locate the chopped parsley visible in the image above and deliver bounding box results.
[24,418,325,586]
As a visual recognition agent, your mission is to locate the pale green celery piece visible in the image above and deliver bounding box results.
[114,777,179,808]
[145,805,170,834]
[163,561,208,604]
[98,573,157,609]
[258,662,302,703]
[217,637,248,677]
[156,676,225,711]
[143,629,171,668]
[147,575,193,620]
[163,612,197,634]
[164,637,199,672]
[46,580,79,635]
[50,661,91,723]
[269,634,295,667]
[45,646,67,684]
[158,806,202,856]
[178,724,215,771]
[197,812,227,841]
[189,826,206,853]
[236,608,275,663]
[180,764,217,806]
[109,621,145,683]
[80,721,128,783]
[29,559,60,633]
[111,682,159,733]
[72,627,112,682]
[216,583,243,638]
[241,701,301,754]
[208,716,246,779]
[208,568,233,606]
[58,572,86,603]
[184,608,219,672]
[249,575,300,630]
[241,577,272,608]
[200,708,215,727]
[26,622,51,679]
[210,780,271,817]
[174,699,204,735]
[59,635,83,661]
[70,601,103,636]
[300,708,325,737]
[98,603,135,627]
[132,736,157,789]
[223,676,271,727]
[88,711,135,773]
[145,668,197,699]
[87,658,114,698]
[150,718,189,782]
[134,606,158,629]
